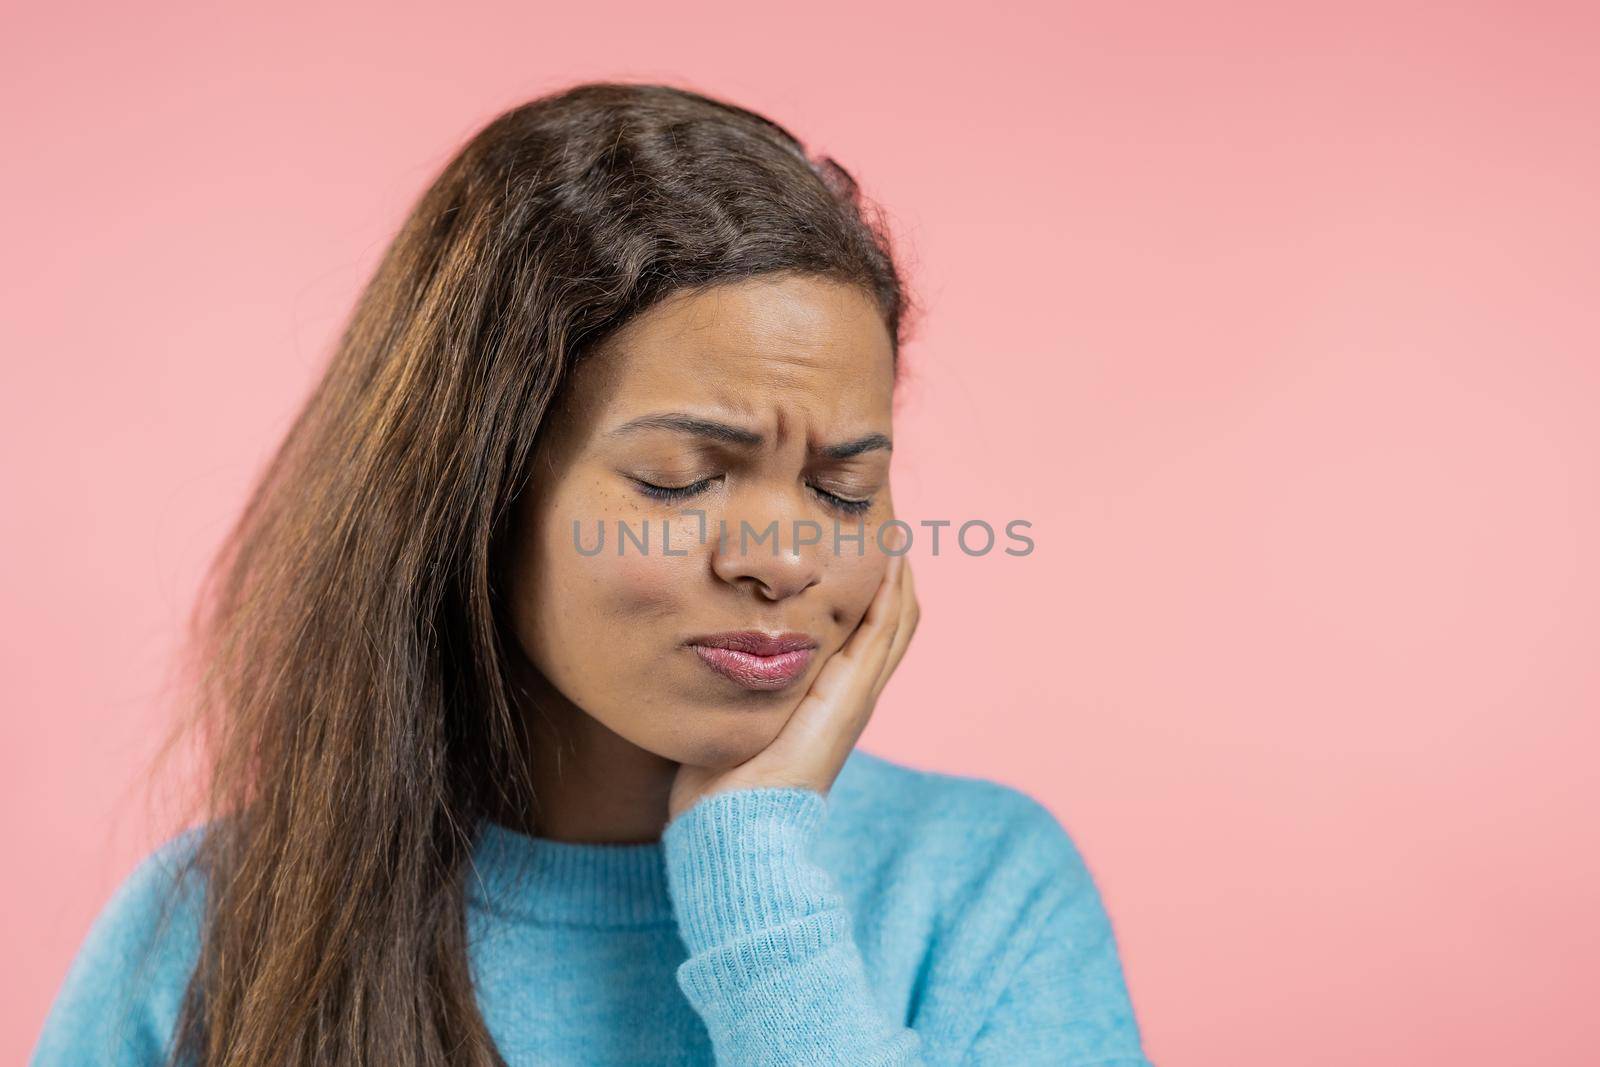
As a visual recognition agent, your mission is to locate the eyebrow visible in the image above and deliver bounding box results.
[607,412,892,460]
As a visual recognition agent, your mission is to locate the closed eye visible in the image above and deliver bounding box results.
[630,477,873,516]
[810,486,874,515]
[631,476,717,503]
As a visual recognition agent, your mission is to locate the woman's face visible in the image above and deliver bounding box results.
[505,273,898,769]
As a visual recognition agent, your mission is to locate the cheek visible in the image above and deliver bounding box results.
[826,552,889,634]
[587,549,685,615]
[518,484,699,654]
[517,541,693,701]
[549,522,700,630]
[547,489,698,616]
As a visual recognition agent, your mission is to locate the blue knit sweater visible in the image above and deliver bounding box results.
[30,748,1154,1065]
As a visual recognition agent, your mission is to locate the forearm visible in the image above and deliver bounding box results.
[663,787,925,1066]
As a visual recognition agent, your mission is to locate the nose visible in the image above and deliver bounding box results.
[709,492,824,601]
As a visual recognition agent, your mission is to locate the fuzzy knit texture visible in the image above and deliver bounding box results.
[31,748,1155,1066]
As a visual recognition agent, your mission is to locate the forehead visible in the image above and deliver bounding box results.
[579,274,895,427]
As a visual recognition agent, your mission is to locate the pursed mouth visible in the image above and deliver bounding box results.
[682,630,819,656]
[686,643,816,690]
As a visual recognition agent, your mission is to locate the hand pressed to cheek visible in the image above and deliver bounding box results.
[665,526,919,816]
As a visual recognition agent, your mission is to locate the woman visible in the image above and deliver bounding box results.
[31,82,1154,1067]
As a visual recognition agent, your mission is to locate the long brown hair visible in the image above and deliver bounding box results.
[141,81,917,1065]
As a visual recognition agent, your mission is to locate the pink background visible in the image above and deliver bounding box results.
[4,3,1597,1064]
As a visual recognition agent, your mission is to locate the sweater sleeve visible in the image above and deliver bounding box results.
[662,786,926,1066]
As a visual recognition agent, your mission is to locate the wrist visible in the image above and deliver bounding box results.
[662,785,835,955]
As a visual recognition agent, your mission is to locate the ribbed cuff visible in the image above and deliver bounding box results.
[662,786,835,957]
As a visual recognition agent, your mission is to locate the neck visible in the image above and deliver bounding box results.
[503,653,678,845]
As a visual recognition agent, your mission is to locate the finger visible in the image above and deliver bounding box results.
[834,540,905,666]
[871,554,918,700]
[768,543,908,777]
[798,562,899,725]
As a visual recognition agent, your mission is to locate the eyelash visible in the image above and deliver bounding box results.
[632,476,874,516]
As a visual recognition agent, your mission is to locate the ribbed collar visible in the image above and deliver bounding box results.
[465,819,675,928]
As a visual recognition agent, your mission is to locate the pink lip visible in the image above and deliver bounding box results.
[686,631,818,691]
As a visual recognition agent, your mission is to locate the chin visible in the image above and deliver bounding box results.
[663,710,791,770]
